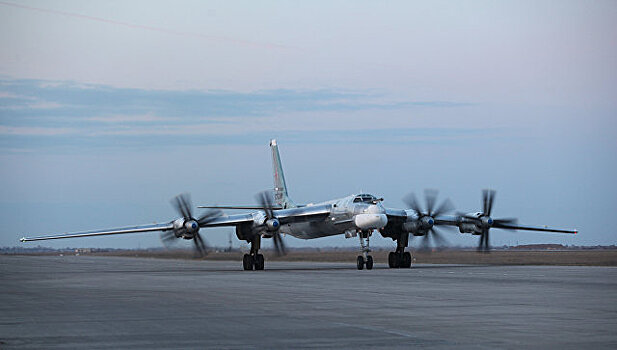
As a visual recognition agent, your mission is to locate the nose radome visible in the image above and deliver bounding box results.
[354,213,388,230]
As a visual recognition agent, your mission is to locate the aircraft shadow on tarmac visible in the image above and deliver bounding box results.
[65,263,494,274]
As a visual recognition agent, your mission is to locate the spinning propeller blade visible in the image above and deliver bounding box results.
[474,190,518,253]
[256,191,286,256]
[162,193,222,257]
[404,189,455,250]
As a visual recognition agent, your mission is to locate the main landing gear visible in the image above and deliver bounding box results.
[388,233,412,268]
[243,236,265,271]
[356,231,374,270]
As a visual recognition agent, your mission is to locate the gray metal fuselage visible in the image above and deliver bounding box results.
[276,194,386,240]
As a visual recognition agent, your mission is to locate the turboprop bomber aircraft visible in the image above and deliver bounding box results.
[20,140,577,270]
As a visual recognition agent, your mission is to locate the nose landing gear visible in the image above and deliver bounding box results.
[357,230,373,270]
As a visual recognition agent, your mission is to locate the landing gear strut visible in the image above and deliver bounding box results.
[357,230,373,270]
[243,236,265,271]
[388,233,412,268]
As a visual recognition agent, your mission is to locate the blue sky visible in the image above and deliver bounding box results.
[1,1,615,249]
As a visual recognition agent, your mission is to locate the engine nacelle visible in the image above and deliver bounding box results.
[172,218,199,239]
[458,222,479,234]
[235,223,253,241]
[172,218,184,230]
[403,216,434,235]
[403,220,419,233]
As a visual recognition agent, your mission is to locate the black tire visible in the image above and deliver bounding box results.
[366,255,373,270]
[242,254,254,271]
[396,252,404,268]
[402,252,412,268]
[255,254,265,270]
[388,252,400,268]
[356,256,365,270]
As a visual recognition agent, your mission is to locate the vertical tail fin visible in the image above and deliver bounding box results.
[270,139,296,209]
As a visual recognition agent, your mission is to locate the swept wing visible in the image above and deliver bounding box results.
[20,223,174,242]
[20,205,332,242]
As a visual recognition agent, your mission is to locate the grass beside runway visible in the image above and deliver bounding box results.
[12,248,617,266]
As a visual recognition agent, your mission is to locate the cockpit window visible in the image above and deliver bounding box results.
[353,194,377,203]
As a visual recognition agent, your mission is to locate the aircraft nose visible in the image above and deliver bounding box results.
[354,213,388,230]
[367,204,385,214]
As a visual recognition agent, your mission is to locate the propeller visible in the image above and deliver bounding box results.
[160,193,222,257]
[403,189,455,250]
[256,191,286,256]
[461,190,518,252]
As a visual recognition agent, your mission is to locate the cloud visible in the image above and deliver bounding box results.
[0,78,475,152]
[1,100,63,110]
[85,113,174,123]
[0,79,469,119]
[0,125,77,136]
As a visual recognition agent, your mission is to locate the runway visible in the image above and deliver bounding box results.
[1,256,616,349]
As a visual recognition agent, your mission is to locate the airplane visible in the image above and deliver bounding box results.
[20,139,577,270]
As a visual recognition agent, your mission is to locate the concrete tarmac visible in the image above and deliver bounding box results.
[1,255,616,349]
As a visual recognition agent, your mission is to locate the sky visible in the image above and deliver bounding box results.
[1,0,616,250]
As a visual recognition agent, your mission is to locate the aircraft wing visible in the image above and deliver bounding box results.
[386,208,407,220]
[199,205,331,227]
[200,213,255,227]
[198,205,283,210]
[382,209,575,234]
[20,205,333,242]
[20,223,175,242]
[385,209,459,226]
[432,215,576,233]
[492,222,577,234]
[433,214,461,226]
[204,204,332,226]
[18,217,257,242]
[275,204,332,223]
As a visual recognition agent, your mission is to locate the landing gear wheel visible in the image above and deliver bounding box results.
[388,252,400,268]
[242,254,254,271]
[356,256,365,270]
[255,254,265,270]
[366,255,373,270]
[401,252,412,268]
